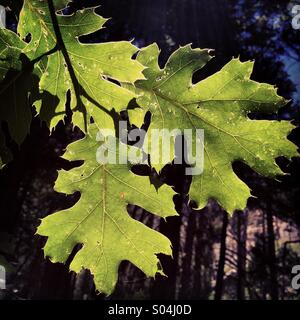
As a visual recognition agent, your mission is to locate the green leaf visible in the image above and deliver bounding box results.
[0,29,27,142]
[18,0,145,130]
[127,44,297,213]
[0,29,37,166]
[37,124,177,295]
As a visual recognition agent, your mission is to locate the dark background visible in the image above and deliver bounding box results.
[0,0,300,300]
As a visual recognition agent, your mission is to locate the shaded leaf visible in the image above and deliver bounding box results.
[0,29,37,165]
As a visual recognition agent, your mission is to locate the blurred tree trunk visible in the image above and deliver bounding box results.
[214,210,228,300]
[236,210,247,300]
[0,5,5,28]
[266,207,278,300]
